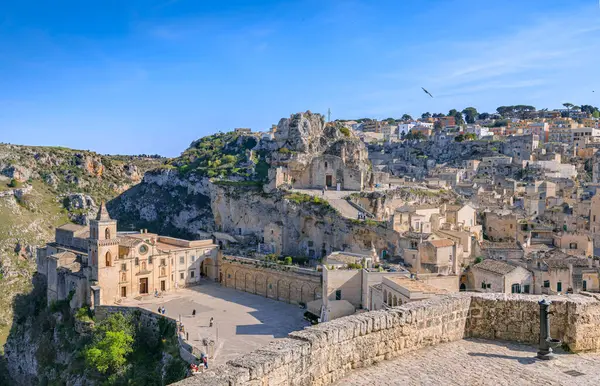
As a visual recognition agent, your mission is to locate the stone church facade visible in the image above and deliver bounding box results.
[37,203,219,308]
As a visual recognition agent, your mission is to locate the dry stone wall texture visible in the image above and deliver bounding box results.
[467,292,600,352]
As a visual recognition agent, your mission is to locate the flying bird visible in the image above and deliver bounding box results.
[421,87,434,98]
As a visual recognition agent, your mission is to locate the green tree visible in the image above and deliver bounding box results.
[421,112,432,119]
[84,313,135,374]
[85,330,134,374]
[448,109,465,126]
[593,110,600,118]
[401,114,413,121]
[462,107,479,124]
[563,102,575,117]
[580,105,598,115]
[454,134,465,142]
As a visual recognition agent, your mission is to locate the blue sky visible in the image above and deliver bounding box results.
[1,0,600,156]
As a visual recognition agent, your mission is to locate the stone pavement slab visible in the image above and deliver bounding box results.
[122,280,309,366]
[337,338,600,386]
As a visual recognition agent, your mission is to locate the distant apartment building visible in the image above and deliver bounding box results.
[548,127,574,144]
[437,116,456,128]
[465,124,491,138]
[361,120,383,133]
[524,122,549,143]
[411,125,433,137]
[573,127,600,149]
[398,122,416,138]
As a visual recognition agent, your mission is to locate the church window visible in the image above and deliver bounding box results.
[191,255,196,262]
[325,161,328,168]
[141,262,147,271]
[135,257,139,266]
[121,263,126,271]
[139,245,148,254]
[105,251,112,267]
[148,256,153,264]
[105,228,111,240]
[160,267,166,276]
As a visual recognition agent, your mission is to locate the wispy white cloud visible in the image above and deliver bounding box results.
[363,4,600,116]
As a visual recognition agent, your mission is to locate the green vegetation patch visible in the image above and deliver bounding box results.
[167,131,267,181]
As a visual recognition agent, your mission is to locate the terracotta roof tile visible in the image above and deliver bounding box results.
[429,239,454,248]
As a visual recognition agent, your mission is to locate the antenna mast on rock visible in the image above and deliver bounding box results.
[327,108,331,123]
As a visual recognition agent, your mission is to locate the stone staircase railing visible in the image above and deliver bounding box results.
[345,198,375,218]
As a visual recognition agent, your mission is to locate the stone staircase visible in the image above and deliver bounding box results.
[291,189,361,219]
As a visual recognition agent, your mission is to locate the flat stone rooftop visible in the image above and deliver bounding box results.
[337,339,600,386]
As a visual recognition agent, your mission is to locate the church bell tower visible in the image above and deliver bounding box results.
[89,202,119,304]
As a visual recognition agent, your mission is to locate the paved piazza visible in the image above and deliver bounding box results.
[121,279,309,365]
[337,339,600,386]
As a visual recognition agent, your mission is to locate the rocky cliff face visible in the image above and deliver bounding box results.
[0,144,163,362]
[0,144,160,195]
[108,112,389,257]
[109,169,400,257]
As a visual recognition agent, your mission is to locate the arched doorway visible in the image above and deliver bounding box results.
[460,283,466,291]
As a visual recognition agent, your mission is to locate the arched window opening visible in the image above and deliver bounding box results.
[383,289,388,304]
[105,228,111,240]
[105,251,112,267]
[142,262,147,271]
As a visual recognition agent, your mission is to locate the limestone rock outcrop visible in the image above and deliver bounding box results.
[271,111,374,191]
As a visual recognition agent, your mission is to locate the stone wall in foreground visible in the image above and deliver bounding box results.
[467,292,600,352]
[174,294,472,386]
[172,292,600,386]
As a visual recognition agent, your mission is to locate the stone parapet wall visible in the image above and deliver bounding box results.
[173,294,472,386]
[171,292,600,386]
[467,292,600,352]
[95,305,176,330]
